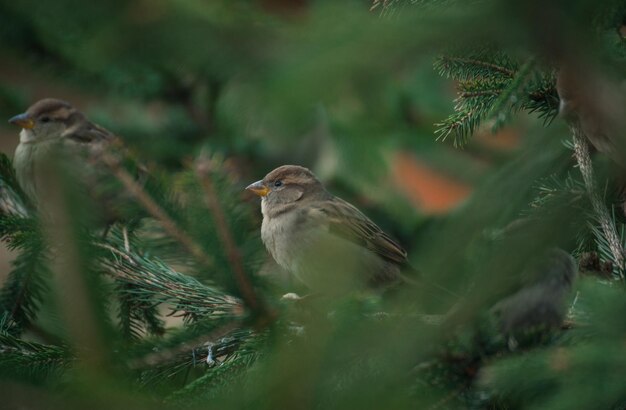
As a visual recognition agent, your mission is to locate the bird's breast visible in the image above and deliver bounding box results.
[14,140,63,206]
[261,211,307,273]
[14,142,39,203]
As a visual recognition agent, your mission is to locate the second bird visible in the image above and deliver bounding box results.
[8,98,144,226]
[247,165,414,295]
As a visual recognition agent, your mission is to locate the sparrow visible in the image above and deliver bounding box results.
[491,248,577,336]
[246,165,415,295]
[8,98,145,228]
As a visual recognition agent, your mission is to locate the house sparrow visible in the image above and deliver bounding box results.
[246,165,415,294]
[8,98,144,227]
[491,248,577,336]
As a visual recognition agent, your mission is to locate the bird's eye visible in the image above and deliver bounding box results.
[40,117,50,123]
[274,180,283,187]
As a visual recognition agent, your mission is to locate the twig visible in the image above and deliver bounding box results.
[194,157,268,316]
[100,153,213,268]
[98,241,244,318]
[128,321,244,369]
[94,241,138,266]
[439,56,516,77]
[458,89,502,98]
[571,126,625,277]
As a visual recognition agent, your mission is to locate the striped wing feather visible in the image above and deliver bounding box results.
[310,197,408,265]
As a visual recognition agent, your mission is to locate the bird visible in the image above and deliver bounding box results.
[246,165,422,296]
[491,248,577,337]
[8,98,145,238]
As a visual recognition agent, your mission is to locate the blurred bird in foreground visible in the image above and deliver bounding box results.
[247,165,431,297]
[8,98,146,239]
[491,248,577,344]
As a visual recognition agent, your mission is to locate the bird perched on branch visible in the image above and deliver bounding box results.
[491,248,577,339]
[246,165,431,296]
[8,98,145,232]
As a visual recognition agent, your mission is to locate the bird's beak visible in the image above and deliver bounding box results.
[246,180,270,197]
[8,113,35,129]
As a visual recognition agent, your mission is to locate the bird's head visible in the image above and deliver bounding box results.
[246,165,325,207]
[8,98,84,143]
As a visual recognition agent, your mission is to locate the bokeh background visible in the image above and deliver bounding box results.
[0,0,529,276]
[0,0,624,409]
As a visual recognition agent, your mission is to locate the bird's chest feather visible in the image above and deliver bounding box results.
[261,205,321,272]
[14,141,55,203]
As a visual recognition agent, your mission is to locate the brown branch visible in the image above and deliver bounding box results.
[194,156,269,317]
[100,153,213,268]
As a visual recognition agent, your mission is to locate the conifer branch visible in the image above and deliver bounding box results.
[195,156,268,317]
[128,321,246,369]
[98,238,245,321]
[0,216,48,333]
[435,55,517,80]
[100,152,214,268]
[0,329,73,381]
[571,126,625,278]
[0,153,31,217]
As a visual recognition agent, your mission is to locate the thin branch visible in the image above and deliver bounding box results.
[128,321,244,369]
[571,126,625,278]
[97,236,244,318]
[438,56,516,77]
[100,152,213,268]
[458,90,502,98]
[194,157,269,317]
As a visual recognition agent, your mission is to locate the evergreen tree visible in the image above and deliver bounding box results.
[0,0,624,409]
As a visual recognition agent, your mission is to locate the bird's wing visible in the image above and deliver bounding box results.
[63,121,116,144]
[62,121,148,223]
[308,196,408,265]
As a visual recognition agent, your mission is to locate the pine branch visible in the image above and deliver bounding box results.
[572,126,625,280]
[0,153,31,217]
[195,155,270,318]
[488,58,536,132]
[165,354,257,404]
[130,322,254,378]
[434,53,517,81]
[0,324,73,383]
[0,214,40,251]
[100,152,214,268]
[97,234,244,322]
[525,72,560,125]
[0,216,48,334]
[163,330,263,404]
[435,52,559,146]
[117,281,166,340]
[435,102,492,147]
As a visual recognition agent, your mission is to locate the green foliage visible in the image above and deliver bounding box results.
[434,51,559,146]
[0,316,72,383]
[0,0,624,409]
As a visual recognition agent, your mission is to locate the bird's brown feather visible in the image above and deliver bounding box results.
[310,196,408,265]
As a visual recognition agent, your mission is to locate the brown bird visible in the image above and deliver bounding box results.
[8,98,145,231]
[246,165,417,295]
[491,248,577,336]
